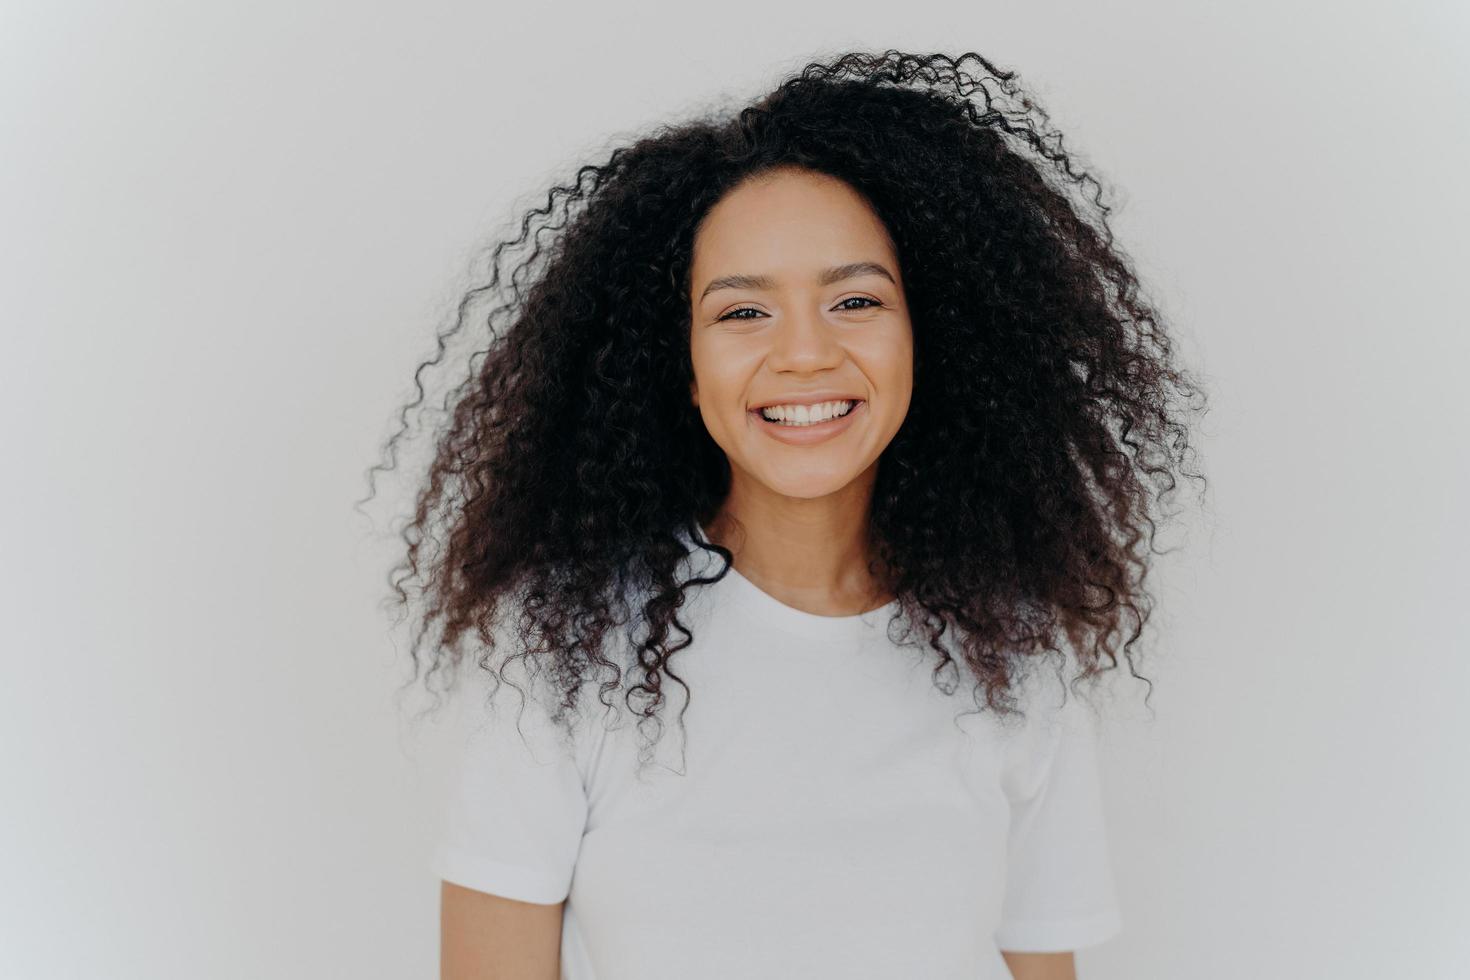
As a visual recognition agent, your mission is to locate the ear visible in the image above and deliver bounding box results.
[689,379,699,407]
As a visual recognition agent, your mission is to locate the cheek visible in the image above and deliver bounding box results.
[851,334,914,429]
[691,336,762,398]
[855,330,914,384]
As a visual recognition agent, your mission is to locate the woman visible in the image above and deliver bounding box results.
[370,49,1207,979]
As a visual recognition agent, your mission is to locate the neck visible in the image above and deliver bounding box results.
[700,477,893,617]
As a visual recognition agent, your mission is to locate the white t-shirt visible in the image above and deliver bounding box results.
[432,528,1123,978]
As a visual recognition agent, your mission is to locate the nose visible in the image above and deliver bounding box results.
[765,304,845,372]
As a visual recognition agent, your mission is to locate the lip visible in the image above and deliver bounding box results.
[748,392,866,411]
[748,398,866,446]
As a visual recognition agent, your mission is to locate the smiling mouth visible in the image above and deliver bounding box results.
[750,399,864,427]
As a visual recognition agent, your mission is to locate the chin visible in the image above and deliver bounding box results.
[753,469,861,499]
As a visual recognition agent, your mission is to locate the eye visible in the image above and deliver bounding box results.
[715,297,883,322]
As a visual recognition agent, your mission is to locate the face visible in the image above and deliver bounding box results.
[688,167,914,501]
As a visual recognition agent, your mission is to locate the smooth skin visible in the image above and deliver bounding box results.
[687,165,912,617]
[441,165,1079,979]
[441,882,561,980]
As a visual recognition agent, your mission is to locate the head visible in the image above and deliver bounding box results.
[367,50,1208,753]
[687,165,913,506]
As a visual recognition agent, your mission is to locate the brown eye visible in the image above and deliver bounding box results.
[716,297,881,322]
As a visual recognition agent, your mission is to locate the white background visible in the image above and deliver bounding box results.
[3,2,1467,977]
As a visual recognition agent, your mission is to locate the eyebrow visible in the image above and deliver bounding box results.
[697,261,896,302]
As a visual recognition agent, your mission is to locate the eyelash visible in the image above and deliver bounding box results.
[716,296,883,322]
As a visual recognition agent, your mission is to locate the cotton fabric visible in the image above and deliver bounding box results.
[432,528,1123,978]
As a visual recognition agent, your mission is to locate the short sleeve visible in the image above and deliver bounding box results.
[994,667,1124,952]
[430,666,590,905]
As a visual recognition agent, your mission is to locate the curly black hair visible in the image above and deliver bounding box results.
[360,49,1209,764]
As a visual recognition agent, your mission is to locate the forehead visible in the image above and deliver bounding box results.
[690,169,897,285]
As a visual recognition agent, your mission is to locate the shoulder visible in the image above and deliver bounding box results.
[997,650,1107,801]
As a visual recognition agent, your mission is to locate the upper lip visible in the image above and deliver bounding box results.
[749,392,866,411]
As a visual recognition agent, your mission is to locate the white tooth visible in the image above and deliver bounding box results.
[759,400,857,424]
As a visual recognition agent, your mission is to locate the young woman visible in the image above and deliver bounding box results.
[369,49,1207,980]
